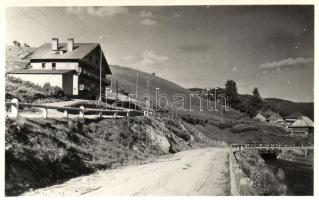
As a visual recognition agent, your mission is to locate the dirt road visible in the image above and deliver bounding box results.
[23,148,230,196]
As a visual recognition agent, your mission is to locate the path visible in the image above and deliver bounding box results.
[23,147,230,196]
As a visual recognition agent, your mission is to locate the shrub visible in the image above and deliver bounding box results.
[236,150,287,195]
[229,124,259,133]
[42,82,52,92]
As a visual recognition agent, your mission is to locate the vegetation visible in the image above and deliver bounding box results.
[6,76,69,103]
[225,80,239,107]
[5,116,198,196]
[12,40,21,48]
[236,150,287,195]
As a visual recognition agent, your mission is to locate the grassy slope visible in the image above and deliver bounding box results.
[110,65,247,121]
[188,88,314,120]
[192,122,310,145]
[6,45,35,71]
[5,116,201,196]
[5,46,247,121]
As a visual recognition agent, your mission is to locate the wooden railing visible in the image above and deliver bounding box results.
[5,98,145,119]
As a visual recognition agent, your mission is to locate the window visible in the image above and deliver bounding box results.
[52,63,56,70]
[42,63,46,69]
[79,84,84,90]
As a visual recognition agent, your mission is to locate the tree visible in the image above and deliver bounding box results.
[13,40,21,48]
[251,88,263,107]
[248,87,264,117]
[225,80,239,107]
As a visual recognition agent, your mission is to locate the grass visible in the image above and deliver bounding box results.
[5,76,70,103]
[236,150,287,195]
[110,65,247,121]
[5,116,200,196]
[189,121,310,145]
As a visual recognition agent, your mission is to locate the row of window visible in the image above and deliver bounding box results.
[42,63,56,70]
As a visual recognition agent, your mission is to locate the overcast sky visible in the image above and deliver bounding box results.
[6,6,314,102]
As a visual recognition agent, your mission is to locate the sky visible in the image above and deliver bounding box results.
[6,6,314,102]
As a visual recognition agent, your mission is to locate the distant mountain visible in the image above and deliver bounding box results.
[187,88,314,120]
[263,98,314,120]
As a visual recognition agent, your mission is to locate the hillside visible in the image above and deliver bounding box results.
[188,87,314,120]
[5,116,209,195]
[5,44,247,121]
[264,98,314,120]
[6,45,36,71]
[110,65,247,121]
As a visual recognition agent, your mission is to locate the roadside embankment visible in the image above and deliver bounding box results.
[229,149,257,196]
[5,116,208,196]
[230,149,287,195]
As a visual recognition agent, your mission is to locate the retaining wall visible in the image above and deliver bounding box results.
[229,149,258,196]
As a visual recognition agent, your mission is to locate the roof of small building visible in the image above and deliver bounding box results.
[268,113,283,121]
[255,113,266,117]
[29,43,99,60]
[7,69,76,74]
[291,116,314,127]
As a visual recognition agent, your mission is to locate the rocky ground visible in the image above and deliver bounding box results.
[5,115,205,196]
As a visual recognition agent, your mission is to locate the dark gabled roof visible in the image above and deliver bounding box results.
[29,43,99,60]
[7,69,76,74]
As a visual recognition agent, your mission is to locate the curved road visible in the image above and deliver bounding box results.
[23,148,230,196]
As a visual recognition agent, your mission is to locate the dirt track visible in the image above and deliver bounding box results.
[23,147,230,196]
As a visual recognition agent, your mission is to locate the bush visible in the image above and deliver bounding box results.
[236,150,287,195]
[229,124,259,133]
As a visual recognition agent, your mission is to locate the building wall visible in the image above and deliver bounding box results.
[62,73,74,95]
[9,74,63,88]
[30,62,79,71]
[72,74,79,95]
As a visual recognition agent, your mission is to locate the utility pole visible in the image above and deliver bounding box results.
[116,79,118,99]
[99,35,103,100]
[135,72,139,98]
[147,74,151,105]
[220,101,223,123]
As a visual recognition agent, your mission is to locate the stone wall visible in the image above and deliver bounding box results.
[229,149,257,196]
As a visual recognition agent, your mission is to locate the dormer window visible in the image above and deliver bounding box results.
[42,63,46,69]
[52,63,56,70]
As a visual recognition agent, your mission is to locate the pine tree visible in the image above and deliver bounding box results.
[225,80,239,107]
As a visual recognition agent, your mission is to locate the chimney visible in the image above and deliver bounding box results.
[67,38,74,51]
[52,38,58,51]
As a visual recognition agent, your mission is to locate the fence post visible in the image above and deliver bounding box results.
[79,106,85,118]
[64,110,69,118]
[42,108,48,119]
[127,110,130,117]
[239,177,250,195]
[114,112,117,119]
[11,98,19,118]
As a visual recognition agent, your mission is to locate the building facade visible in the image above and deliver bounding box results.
[7,38,112,98]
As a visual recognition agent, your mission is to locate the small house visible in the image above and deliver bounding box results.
[289,116,314,137]
[268,113,284,125]
[284,112,304,127]
[254,112,267,122]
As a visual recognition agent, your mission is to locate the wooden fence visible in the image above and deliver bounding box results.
[5,98,145,119]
